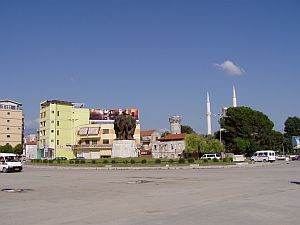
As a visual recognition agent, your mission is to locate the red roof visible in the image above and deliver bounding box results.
[26,141,37,145]
[140,130,157,136]
[158,133,187,141]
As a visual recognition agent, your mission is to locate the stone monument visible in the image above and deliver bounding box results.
[112,111,138,158]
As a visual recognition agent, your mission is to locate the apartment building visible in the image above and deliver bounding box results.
[74,122,141,159]
[39,100,90,159]
[0,99,24,147]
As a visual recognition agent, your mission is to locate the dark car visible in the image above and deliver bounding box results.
[75,157,85,160]
[53,157,67,161]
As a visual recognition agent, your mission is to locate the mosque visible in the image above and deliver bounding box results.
[206,86,237,135]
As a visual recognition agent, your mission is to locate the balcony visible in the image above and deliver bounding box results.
[74,144,113,150]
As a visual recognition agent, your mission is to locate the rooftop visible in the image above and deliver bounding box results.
[158,133,187,141]
[140,130,158,136]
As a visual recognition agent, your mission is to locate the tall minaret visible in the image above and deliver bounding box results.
[232,86,237,107]
[206,92,212,135]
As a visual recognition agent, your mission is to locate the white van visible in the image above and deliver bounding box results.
[201,153,221,160]
[0,153,23,172]
[251,150,276,162]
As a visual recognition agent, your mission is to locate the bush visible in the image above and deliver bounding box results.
[168,159,174,164]
[111,159,116,164]
[69,160,75,164]
[48,160,53,164]
[56,160,61,164]
[103,159,109,164]
[141,159,147,164]
[43,159,48,163]
[187,158,195,163]
[75,160,80,164]
[155,159,161,164]
[178,158,186,164]
[123,160,129,164]
[91,159,97,164]
[223,157,233,163]
[203,158,209,163]
[212,158,219,162]
[80,160,85,164]
[130,159,135,164]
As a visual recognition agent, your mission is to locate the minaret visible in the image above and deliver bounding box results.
[206,92,212,135]
[233,86,237,107]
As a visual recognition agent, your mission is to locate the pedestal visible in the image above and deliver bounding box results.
[112,140,138,158]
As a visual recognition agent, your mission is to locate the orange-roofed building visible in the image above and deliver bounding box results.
[153,133,187,159]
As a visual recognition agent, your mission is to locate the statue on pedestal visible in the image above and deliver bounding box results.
[114,111,136,140]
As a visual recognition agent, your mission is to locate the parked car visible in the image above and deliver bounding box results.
[201,153,221,160]
[75,157,85,160]
[251,150,276,162]
[289,155,299,160]
[276,155,287,160]
[53,157,68,161]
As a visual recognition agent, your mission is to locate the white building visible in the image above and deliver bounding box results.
[24,141,38,159]
[152,134,187,159]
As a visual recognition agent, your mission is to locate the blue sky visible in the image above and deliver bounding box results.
[1,0,300,134]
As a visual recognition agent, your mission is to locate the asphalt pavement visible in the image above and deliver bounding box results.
[0,161,299,225]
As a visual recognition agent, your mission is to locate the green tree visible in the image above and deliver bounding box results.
[161,131,171,138]
[13,144,23,155]
[205,139,224,153]
[0,143,13,153]
[181,125,195,134]
[185,133,207,154]
[284,117,300,153]
[221,106,274,155]
[268,130,284,152]
[284,117,300,137]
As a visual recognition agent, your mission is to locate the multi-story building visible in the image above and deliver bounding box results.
[74,122,141,159]
[0,99,24,147]
[39,100,89,159]
[139,130,160,157]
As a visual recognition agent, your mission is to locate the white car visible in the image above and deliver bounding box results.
[276,155,286,160]
[251,150,276,162]
[0,153,23,172]
[201,153,221,160]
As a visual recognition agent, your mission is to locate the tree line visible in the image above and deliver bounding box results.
[177,107,300,157]
[0,144,23,155]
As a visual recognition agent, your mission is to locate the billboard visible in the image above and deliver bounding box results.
[292,136,300,149]
[89,109,139,121]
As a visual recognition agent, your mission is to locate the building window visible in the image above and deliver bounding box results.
[7,127,9,131]
[103,139,109,145]
[7,120,10,123]
[92,140,97,145]
[7,112,10,115]
[57,111,60,116]
[57,130,59,135]
[51,139,54,142]
[51,120,54,123]
[51,130,54,133]
[57,140,59,145]
[57,121,60,126]
[7,135,10,138]
[85,140,90,145]
[52,111,54,114]
[102,129,109,134]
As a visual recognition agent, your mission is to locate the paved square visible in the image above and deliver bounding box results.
[1,162,299,225]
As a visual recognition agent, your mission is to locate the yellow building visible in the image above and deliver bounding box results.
[74,122,140,159]
[0,99,23,147]
[39,100,89,159]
